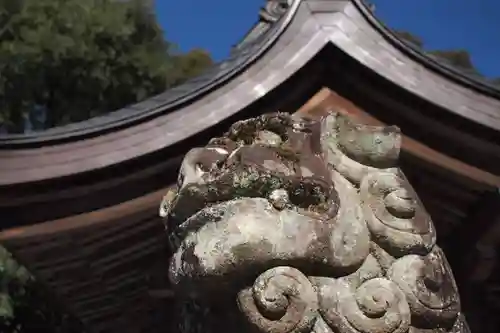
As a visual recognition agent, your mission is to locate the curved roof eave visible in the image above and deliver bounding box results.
[0,0,303,147]
[1,0,500,186]
[351,0,500,98]
[1,0,499,149]
[341,0,500,130]
[0,0,323,185]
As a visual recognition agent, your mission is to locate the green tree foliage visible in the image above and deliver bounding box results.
[170,48,214,86]
[428,49,482,76]
[0,246,83,333]
[491,78,500,86]
[0,0,213,133]
[393,30,499,83]
[0,247,28,325]
[394,30,476,71]
[393,31,423,48]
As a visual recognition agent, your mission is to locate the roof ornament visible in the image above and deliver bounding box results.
[233,0,294,50]
[260,0,293,23]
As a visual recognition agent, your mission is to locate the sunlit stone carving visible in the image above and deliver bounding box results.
[161,112,470,333]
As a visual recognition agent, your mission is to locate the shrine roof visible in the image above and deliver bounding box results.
[2,0,500,149]
[0,1,300,147]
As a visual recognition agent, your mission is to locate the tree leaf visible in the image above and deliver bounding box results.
[0,293,14,319]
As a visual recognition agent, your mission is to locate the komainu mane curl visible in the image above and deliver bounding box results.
[161,111,470,333]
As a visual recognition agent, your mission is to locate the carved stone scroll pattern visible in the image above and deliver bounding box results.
[162,112,469,333]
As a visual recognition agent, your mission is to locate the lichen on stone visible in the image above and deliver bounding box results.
[161,111,469,333]
[164,112,339,234]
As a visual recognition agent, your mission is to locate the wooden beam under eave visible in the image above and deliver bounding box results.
[0,186,174,333]
[0,187,170,243]
[447,189,500,332]
[451,190,500,283]
[148,289,175,299]
[296,87,500,189]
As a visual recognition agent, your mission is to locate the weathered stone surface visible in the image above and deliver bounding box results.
[161,112,470,333]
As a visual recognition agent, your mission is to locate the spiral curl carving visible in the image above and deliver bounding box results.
[388,247,460,329]
[164,111,469,333]
[317,277,410,333]
[360,171,436,257]
[237,267,319,333]
[321,112,401,185]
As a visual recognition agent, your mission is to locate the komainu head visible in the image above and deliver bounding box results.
[161,112,469,333]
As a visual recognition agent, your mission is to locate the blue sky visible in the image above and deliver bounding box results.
[156,0,500,78]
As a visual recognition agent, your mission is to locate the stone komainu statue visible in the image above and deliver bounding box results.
[160,112,470,333]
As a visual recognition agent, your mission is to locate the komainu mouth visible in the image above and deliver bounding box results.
[161,112,470,333]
